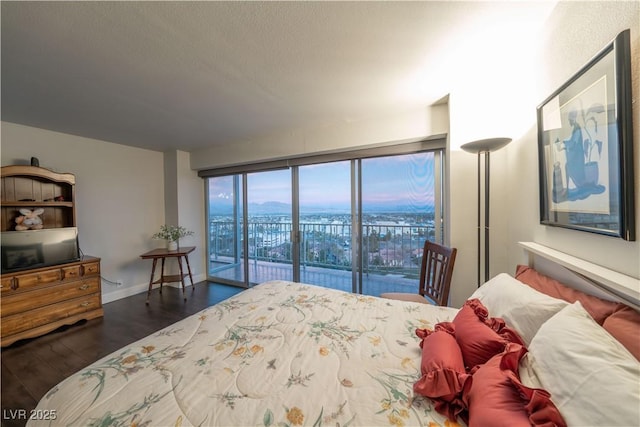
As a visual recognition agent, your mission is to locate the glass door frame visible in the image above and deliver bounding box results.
[291,166,301,283]
[205,174,250,289]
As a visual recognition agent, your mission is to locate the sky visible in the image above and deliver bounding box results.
[208,152,436,213]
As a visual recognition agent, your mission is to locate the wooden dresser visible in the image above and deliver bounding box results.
[1,165,103,346]
[1,256,103,346]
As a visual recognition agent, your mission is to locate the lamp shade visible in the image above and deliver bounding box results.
[461,137,512,153]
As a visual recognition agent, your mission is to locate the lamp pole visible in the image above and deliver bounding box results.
[461,137,512,286]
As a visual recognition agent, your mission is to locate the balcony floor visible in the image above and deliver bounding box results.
[210,258,420,297]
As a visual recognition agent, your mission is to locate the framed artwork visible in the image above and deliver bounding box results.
[537,29,635,241]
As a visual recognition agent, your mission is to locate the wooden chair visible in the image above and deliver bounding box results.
[380,240,457,306]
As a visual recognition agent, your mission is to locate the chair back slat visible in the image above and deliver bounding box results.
[418,241,457,306]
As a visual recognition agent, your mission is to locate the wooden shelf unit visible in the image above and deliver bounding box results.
[1,165,76,231]
[1,165,103,346]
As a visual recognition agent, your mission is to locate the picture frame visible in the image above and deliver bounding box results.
[537,29,635,241]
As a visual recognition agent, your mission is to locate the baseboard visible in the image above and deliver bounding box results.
[101,273,207,304]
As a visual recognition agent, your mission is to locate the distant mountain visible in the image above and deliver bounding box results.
[210,199,434,215]
[249,201,291,214]
[209,200,292,215]
[362,203,435,213]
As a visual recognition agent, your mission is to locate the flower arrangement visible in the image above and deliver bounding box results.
[152,225,194,242]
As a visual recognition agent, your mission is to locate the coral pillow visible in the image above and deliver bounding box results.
[515,265,618,324]
[462,343,567,427]
[413,324,469,421]
[452,299,525,369]
[516,264,640,360]
[602,305,640,361]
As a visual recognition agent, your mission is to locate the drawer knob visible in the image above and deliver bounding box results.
[79,284,89,290]
[80,301,91,307]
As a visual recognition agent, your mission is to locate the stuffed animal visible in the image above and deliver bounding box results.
[15,208,44,231]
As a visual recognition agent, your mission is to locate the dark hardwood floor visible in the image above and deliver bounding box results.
[1,281,244,427]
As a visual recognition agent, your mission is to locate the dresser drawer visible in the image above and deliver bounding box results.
[82,262,100,276]
[1,276,15,294]
[1,277,100,318]
[2,294,102,336]
[61,265,82,280]
[13,269,62,291]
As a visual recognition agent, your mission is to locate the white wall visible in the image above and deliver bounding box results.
[507,1,640,280]
[0,122,172,302]
[155,150,206,281]
[174,150,206,281]
[189,105,450,169]
[436,1,640,308]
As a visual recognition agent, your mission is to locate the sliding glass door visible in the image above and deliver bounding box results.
[360,153,440,295]
[247,169,293,283]
[206,149,444,295]
[208,175,245,285]
[298,161,354,292]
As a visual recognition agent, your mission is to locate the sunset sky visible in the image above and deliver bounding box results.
[209,152,436,213]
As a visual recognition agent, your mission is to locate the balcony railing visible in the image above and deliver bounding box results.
[209,220,436,279]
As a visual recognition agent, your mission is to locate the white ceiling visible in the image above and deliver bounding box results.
[1,1,557,153]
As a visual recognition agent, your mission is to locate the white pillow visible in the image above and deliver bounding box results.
[518,352,544,389]
[469,273,568,345]
[527,301,640,427]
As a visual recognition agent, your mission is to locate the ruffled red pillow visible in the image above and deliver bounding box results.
[461,343,567,427]
[413,323,469,421]
[451,299,525,369]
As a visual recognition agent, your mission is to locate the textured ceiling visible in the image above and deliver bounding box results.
[1,1,556,152]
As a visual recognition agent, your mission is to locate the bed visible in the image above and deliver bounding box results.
[28,243,640,427]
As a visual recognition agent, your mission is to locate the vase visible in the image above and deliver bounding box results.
[584,161,599,186]
[167,240,178,251]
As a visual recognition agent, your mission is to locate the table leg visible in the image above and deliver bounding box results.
[177,256,187,301]
[146,258,158,305]
[184,254,195,292]
[160,257,166,294]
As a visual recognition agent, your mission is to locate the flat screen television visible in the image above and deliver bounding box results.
[1,227,80,274]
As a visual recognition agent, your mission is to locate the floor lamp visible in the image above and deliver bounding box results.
[461,137,512,287]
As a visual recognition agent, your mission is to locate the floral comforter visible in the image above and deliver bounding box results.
[29,281,461,427]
